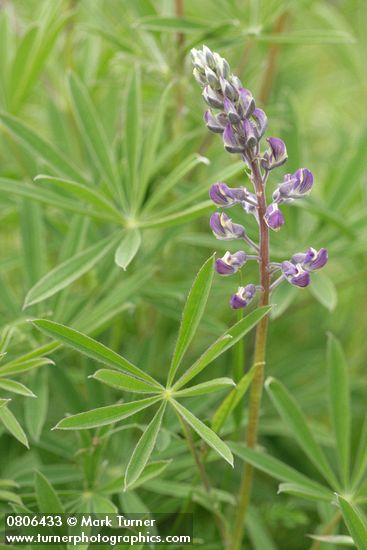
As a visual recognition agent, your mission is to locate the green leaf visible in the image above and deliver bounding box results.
[0,378,35,397]
[309,272,337,311]
[140,201,213,229]
[54,396,161,430]
[171,399,233,466]
[229,442,333,501]
[129,460,171,490]
[24,369,48,442]
[0,399,10,409]
[212,368,255,433]
[90,369,162,393]
[35,471,64,513]
[0,113,84,181]
[34,175,121,222]
[277,483,333,502]
[144,154,210,213]
[68,73,118,191]
[270,283,298,319]
[24,233,120,308]
[307,534,354,546]
[351,413,367,490]
[32,319,159,386]
[174,378,235,398]
[265,377,339,489]
[125,68,141,201]
[0,178,111,221]
[0,357,53,377]
[167,255,214,386]
[174,306,271,390]
[137,16,210,32]
[0,405,29,448]
[114,229,142,270]
[124,401,167,490]
[246,508,278,550]
[338,496,367,550]
[327,334,350,487]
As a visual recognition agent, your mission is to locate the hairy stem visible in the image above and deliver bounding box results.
[230,157,270,550]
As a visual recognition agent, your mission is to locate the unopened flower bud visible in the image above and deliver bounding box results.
[224,97,241,124]
[204,111,225,133]
[210,212,246,240]
[223,124,244,154]
[264,203,285,231]
[205,66,220,89]
[215,54,230,79]
[261,137,288,171]
[240,119,257,149]
[202,45,215,69]
[238,88,255,117]
[281,261,310,287]
[203,86,224,109]
[215,251,247,275]
[220,77,238,101]
[230,284,257,309]
[193,68,207,86]
[252,108,268,140]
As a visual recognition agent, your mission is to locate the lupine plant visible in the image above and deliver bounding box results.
[191,45,328,548]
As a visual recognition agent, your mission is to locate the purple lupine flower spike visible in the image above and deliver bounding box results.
[281,261,310,287]
[261,137,288,171]
[230,284,257,309]
[215,251,247,275]
[210,212,246,240]
[264,203,285,231]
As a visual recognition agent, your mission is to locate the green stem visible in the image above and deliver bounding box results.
[176,413,230,546]
[230,157,270,550]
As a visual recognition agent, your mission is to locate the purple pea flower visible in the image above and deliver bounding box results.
[238,88,255,117]
[203,86,224,109]
[281,261,310,287]
[292,247,328,271]
[210,212,246,240]
[209,183,247,207]
[264,203,285,231]
[204,111,225,134]
[223,97,241,124]
[273,168,314,203]
[261,137,288,171]
[252,108,268,140]
[230,284,257,309]
[215,251,247,275]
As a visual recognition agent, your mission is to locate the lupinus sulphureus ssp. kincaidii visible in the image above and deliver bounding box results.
[191,45,328,549]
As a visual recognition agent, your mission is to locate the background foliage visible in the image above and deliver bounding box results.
[0,0,366,548]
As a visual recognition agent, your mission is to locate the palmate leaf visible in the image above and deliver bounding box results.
[24,232,121,308]
[90,369,163,393]
[140,200,213,229]
[171,399,233,466]
[54,396,161,430]
[327,334,350,487]
[32,319,159,386]
[265,377,339,489]
[174,306,271,390]
[338,497,367,550]
[167,255,215,386]
[124,401,167,490]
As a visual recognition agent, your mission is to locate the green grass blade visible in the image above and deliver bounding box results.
[171,399,233,466]
[54,397,161,430]
[124,401,167,490]
[167,255,214,386]
[327,334,350,487]
[32,319,159,386]
[265,377,339,489]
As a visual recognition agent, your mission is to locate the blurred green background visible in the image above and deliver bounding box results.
[0,0,366,548]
